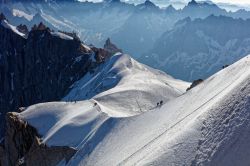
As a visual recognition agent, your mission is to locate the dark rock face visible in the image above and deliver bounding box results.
[0,18,106,137]
[104,38,123,55]
[186,79,203,91]
[16,24,28,36]
[1,112,76,166]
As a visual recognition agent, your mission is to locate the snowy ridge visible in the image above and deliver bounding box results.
[64,53,189,117]
[1,20,25,37]
[19,101,109,148]
[74,55,250,166]
[19,53,189,148]
[19,54,250,165]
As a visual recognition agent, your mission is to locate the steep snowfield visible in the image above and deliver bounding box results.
[19,54,250,165]
[63,53,189,117]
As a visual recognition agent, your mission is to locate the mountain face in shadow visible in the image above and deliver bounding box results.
[0,15,119,137]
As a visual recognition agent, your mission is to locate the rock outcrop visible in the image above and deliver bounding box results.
[16,24,29,36]
[104,38,122,54]
[186,79,203,91]
[0,112,76,166]
[92,38,122,63]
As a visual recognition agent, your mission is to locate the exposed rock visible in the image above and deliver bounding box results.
[0,145,4,166]
[16,24,29,36]
[25,140,76,166]
[0,13,6,21]
[92,47,111,63]
[186,79,203,91]
[222,64,229,69]
[3,112,38,165]
[1,112,76,166]
[104,38,122,55]
[31,22,50,31]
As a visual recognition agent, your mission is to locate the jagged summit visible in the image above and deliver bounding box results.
[16,24,28,35]
[186,0,218,8]
[144,0,155,7]
[165,4,177,13]
[0,13,6,21]
[188,0,198,6]
[31,22,49,31]
[104,38,122,55]
[103,0,121,4]
[136,0,159,11]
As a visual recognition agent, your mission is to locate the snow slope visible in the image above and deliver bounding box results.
[63,53,189,117]
[19,53,189,148]
[19,54,250,165]
[73,54,250,166]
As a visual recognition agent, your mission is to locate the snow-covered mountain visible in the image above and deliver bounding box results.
[141,15,250,81]
[1,1,250,165]
[1,0,250,56]
[2,51,250,165]
[1,52,190,165]
[63,53,189,117]
[0,15,121,138]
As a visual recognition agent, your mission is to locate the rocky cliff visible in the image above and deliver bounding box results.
[0,14,119,137]
[1,112,76,166]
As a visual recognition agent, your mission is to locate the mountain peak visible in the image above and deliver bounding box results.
[144,0,155,6]
[104,38,122,54]
[31,22,50,31]
[103,0,121,3]
[188,0,198,6]
[165,4,176,13]
[137,0,159,10]
[0,13,7,21]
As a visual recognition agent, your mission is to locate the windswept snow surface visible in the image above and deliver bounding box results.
[20,54,250,166]
[72,55,250,166]
[64,53,189,117]
[19,101,109,148]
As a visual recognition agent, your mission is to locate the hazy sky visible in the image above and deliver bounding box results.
[213,0,249,5]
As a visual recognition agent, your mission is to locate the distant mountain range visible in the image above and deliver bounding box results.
[1,14,250,164]
[1,1,250,165]
[140,15,250,81]
[1,0,250,57]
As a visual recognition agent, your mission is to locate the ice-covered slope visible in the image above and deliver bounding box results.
[18,54,250,165]
[63,53,189,117]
